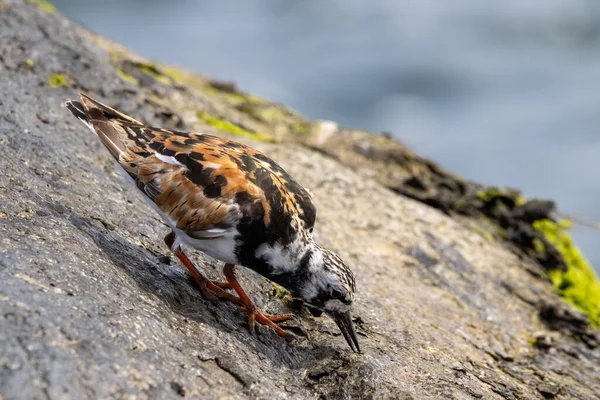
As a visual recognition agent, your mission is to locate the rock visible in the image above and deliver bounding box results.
[1,1,599,399]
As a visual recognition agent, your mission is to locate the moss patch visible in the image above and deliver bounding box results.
[196,111,273,142]
[161,65,186,83]
[472,225,495,242]
[48,74,67,88]
[137,62,172,85]
[269,283,303,309]
[292,121,311,135]
[534,218,600,328]
[115,69,137,85]
[477,187,526,206]
[27,0,57,14]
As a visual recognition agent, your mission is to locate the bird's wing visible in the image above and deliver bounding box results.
[65,93,316,240]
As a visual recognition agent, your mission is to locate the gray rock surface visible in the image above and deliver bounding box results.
[1,1,599,399]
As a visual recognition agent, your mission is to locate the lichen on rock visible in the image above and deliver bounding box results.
[48,73,67,88]
[534,218,600,328]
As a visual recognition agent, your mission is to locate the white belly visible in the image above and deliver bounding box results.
[174,227,239,265]
[117,165,240,265]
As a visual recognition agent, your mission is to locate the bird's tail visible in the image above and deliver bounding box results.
[65,93,142,160]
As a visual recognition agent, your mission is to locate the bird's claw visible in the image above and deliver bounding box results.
[238,305,294,340]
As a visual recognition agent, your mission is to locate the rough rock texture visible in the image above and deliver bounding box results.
[1,1,599,399]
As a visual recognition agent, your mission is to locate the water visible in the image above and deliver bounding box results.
[52,0,600,273]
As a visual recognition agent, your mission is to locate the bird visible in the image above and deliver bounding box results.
[65,93,360,352]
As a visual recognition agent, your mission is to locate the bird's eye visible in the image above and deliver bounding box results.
[331,288,352,305]
[331,288,345,300]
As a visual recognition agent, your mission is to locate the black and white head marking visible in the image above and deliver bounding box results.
[299,244,360,352]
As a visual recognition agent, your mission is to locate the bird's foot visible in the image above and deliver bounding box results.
[222,263,295,341]
[164,231,242,305]
[239,305,294,341]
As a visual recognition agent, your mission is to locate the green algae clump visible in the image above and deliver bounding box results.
[270,283,303,310]
[137,62,173,85]
[477,187,526,206]
[48,74,67,88]
[160,65,186,83]
[115,69,137,85]
[27,0,57,14]
[534,218,600,328]
[196,111,273,142]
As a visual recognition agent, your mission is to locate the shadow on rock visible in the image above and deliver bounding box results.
[65,207,349,369]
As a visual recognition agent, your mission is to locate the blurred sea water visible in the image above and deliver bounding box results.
[52,0,600,273]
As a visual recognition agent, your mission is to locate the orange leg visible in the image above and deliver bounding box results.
[164,232,241,305]
[222,263,294,340]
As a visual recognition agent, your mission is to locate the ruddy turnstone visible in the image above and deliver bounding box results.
[66,93,360,352]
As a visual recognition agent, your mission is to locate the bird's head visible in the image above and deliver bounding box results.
[300,245,360,352]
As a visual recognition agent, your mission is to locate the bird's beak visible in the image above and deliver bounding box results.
[332,311,361,353]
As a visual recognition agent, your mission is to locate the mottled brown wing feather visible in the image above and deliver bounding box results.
[116,125,316,237]
[70,94,316,239]
[115,127,253,234]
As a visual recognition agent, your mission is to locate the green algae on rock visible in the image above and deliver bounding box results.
[269,283,304,310]
[477,187,526,206]
[136,62,175,85]
[27,0,57,14]
[48,73,67,87]
[196,111,273,142]
[473,187,600,328]
[534,218,600,328]
[115,68,137,85]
